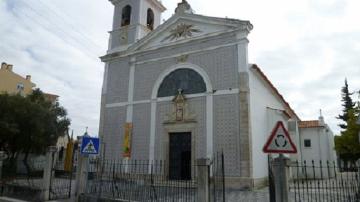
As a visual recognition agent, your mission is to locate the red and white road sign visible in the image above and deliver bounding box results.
[263,121,297,154]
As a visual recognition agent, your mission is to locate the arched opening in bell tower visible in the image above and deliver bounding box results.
[147,8,155,30]
[121,5,132,26]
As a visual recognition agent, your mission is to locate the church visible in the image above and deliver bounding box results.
[98,0,336,188]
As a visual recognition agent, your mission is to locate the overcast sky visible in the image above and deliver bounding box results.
[0,0,359,136]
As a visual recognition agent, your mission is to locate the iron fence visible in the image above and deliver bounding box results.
[289,160,360,202]
[0,158,45,202]
[86,159,198,201]
[49,159,76,200]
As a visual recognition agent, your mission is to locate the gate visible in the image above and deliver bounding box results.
[48,145,76,200]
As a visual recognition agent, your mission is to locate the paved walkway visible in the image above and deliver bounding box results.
[0,191,270,202]
[226,188,270,202]
[47,197,76,202]
[0,197,28,202]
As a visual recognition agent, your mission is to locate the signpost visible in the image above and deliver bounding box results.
[263,121,297,202]
[76,136,100,199]
[263,121,297,154]
[80,136,100,155]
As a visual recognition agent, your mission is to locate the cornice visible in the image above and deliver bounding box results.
[109,0,121,5]
[146,0,166,12]
[100,29,247,62]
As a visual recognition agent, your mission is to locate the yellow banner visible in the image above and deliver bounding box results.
[123,123,133,158]
[64,141,74,171]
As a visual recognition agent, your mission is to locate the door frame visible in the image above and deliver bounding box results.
[163,122,197,180]
[168,132,191,180]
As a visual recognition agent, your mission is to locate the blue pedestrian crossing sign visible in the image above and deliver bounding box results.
[80,137,100,155]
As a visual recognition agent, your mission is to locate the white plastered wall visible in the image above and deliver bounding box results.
[300,128,322,163]
[300,126,337,165]
[248,69,289,179]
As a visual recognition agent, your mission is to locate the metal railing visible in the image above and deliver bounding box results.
[289,160,360,202]
[49,161,76,200]
[86,159,198,201]
[0,159,45,201]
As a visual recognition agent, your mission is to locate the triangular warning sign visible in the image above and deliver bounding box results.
[263,121,297,154]
[82,140,97,154]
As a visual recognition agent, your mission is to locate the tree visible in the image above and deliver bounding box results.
[334,109,360,165]
[337,79,355,131]
[334,81,360,166]
[0,89,70,172]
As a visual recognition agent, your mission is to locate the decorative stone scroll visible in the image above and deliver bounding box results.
[164,89,196,124]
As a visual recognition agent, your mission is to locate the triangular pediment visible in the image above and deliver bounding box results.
[129,13,253,52]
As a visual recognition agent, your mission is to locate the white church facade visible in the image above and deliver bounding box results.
[98,0,336,188]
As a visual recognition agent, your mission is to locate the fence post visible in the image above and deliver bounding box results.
[268,156,276,202]
[0,151,5,179]
[197,158,211,202]
[43,146,57,201]
[272,154,290,202]
[75,151,89,201]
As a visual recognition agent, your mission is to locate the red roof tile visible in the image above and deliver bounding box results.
[298,120,322,128]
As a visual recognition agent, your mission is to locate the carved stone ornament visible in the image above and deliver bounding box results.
[175,0,193,14]
[176,55,188,63]
[120,30,128,44]
[164,89,196,124]
[162,23,201,42]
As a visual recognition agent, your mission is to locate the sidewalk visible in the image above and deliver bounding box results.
[0,197,28,202]
[47,198,76,202]
[0,197,76,202]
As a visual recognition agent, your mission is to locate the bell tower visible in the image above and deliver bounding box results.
[108,0,166,52]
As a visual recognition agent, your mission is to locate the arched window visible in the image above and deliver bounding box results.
[121,5,132,26]
[157,68,206,97]
[147,8,154,30]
